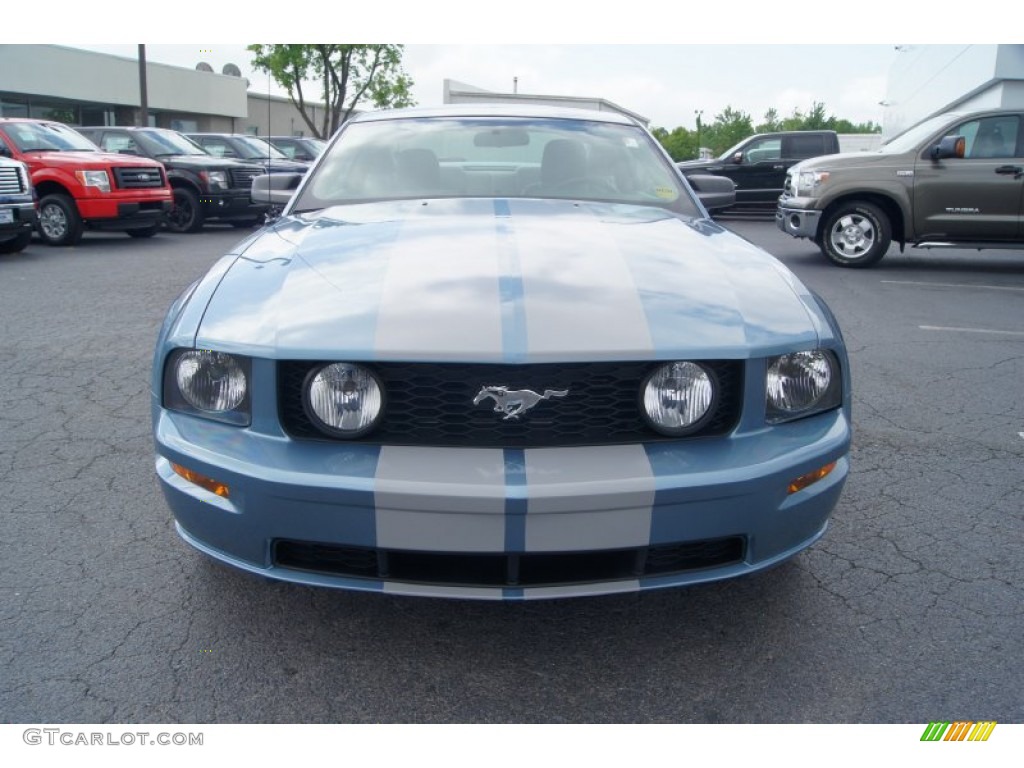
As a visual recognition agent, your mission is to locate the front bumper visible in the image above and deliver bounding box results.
[202,190,269,221]
[154,403,851,600]
[79,197,172,230]
[776,197,822,239]
[0,201,36,234]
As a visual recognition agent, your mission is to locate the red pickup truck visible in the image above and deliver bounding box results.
[0,118,172,246]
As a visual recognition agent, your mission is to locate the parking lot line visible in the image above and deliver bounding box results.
[882,280,1024,293]
[919,325,1024,336]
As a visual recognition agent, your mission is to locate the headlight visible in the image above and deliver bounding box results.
[304,363,384,438]
[766,350,842,423]
[164,349,250,425]
[641,361,717,436]
[74,170,111,193]
[204,170,229,190]
[794,170,829,195]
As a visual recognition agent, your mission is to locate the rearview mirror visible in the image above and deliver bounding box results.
[251,172,303,206]
[474,129,530,148]
[686,173,736,211]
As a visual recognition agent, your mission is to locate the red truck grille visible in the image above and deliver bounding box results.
[113,166,166,189]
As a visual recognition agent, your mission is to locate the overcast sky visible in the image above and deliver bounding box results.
[13,4,995,131]
[67,43,896,130]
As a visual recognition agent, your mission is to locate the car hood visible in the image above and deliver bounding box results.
[677,158,723,170]
[788,149,900,173]
[196,199,818,362]
[161,155,254,171]
[26,150,163,168]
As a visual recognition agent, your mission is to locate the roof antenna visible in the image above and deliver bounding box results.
[513,76,518,95]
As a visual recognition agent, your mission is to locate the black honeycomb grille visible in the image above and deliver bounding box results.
[279,360,743,448]
[273,536,746,587]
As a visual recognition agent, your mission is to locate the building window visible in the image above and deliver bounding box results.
[0,98,29,118]
[29,102,80,124]
[80,107,116,127]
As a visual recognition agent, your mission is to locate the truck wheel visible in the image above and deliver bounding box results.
[167,187,204,233]
[0,231,32,254]
[127,224,159,239]
[821,202,891,268]
[37,194,84,246]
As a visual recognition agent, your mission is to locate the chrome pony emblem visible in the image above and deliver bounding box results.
[473,386,569,421]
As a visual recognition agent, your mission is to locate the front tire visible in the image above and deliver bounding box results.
[820,202,891,268]
[0,231,32,254]
[37,194,84,246]
[166,187,204,233]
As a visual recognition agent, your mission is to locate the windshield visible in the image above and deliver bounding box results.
[880,114,958,154]
[136,129,208,156]
[294,117,697,215]
[4,122,98,152]
[234,136,288,159]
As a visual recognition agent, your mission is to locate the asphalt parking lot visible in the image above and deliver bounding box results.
[1,221,1021,723]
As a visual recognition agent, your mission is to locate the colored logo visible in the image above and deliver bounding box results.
[921,721,997,742]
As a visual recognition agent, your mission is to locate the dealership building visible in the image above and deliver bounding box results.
[0,45,317,137]
[882,44,1024,138]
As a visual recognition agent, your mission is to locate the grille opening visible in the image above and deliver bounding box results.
[279,360,744,448]
[273,537,746,588]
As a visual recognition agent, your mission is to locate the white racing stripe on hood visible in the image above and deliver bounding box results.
[373,210,504,361]
[508,200,655,361]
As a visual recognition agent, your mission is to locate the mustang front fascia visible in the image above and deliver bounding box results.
[153,201,851,600]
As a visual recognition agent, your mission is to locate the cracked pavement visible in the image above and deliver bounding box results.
[1,223,1021,723]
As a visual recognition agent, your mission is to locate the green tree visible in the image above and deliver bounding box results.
[652,125,697,161]
[248,44,414,139]
[756,107,782,133]
[702,106,754,156]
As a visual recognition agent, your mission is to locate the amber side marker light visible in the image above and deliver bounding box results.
[171,463,230,498]
[787,462,837,495]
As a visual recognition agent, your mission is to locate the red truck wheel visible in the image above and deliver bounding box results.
[38,194,84,247]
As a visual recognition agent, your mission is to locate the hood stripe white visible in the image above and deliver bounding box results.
[373,204,504,361]
[509,200,655,361]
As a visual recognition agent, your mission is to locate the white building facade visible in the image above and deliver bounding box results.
[883,44,1024,138]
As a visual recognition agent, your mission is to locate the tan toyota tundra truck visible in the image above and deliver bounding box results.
[776,109,1023,267]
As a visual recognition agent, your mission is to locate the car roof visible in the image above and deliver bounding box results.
[350,104,639,126]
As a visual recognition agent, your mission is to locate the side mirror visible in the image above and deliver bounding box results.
[731,152,744,164]
[686,173,736,211]
[251,172,302,207]
[931,135,965,160]
[0,144,11,158]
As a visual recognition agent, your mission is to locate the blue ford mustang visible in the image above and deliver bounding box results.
[153,106,851,599]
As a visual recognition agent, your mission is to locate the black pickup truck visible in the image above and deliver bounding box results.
[678,130,840,213]
[77,127,269,233]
